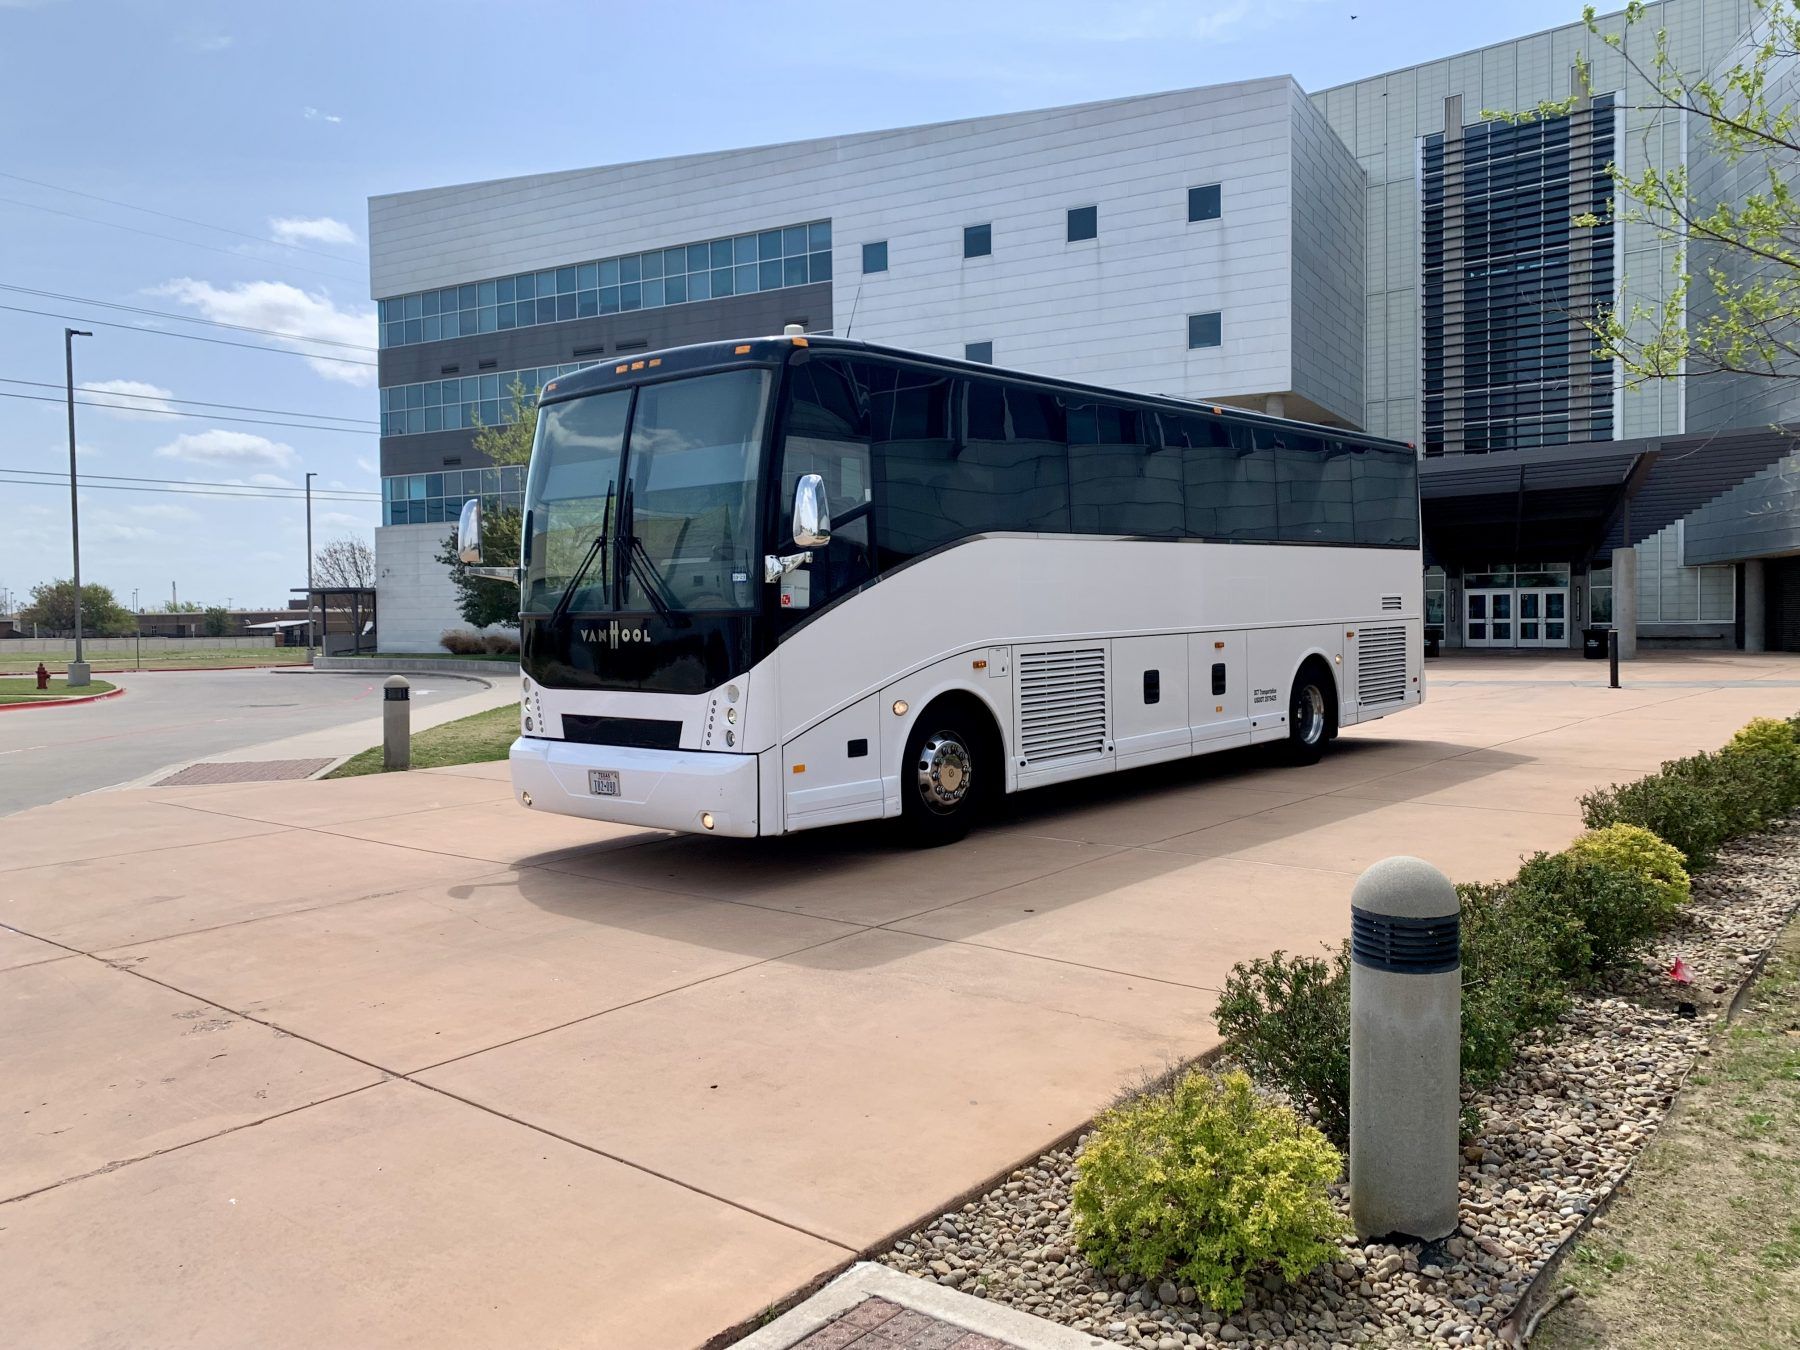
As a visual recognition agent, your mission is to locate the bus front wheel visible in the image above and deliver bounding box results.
[900,704,990,846]
[1284,662,1336,766]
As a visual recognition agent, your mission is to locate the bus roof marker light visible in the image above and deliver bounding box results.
[630,360,645,371]
[615,364,628,373]
[648,358,661,367]
[734,344,751,354]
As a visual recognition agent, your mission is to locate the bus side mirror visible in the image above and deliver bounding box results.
[792,473,831,548]
[457,498,483,563]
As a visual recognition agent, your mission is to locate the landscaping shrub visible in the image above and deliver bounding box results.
[1580,753,1737,868]
[1071,1069,1343,1315]
[1457,880,1569,1088]
[439,630,486,655]
[1723,716,1800,817]
[1565,823,1690,915]
[1214,948,1350,1147]
[1508,851,1667,981]
[482,632,521,655]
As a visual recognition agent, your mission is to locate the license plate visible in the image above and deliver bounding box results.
[588,769,620,797]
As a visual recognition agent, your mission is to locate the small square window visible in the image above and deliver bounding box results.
[964,341,994,364]
[1187,311,1223,349]
[963,223,991,258]
[862,240,888,273]
[1067,205,1097,242]
[1188,184,1222,222]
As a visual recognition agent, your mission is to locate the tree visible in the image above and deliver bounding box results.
[441,377,537,630]
[202,605,232,637]
[18,579,135,636]
[313,535,375,588]
[1492,1,1800,390]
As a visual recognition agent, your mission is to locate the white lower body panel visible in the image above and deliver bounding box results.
[509,737,761,837]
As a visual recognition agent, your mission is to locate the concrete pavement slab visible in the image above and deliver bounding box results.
[419,927,1218,1248]
[0,924,69,972]
[319,796,663,866]
[104,869,859,1072]
[989,778,1311,847]
[0,796,283,873]
[0,829,506,950]
[1,956,381,1201]
[543,827,1124,926]
[1153,792,1584,880]
[0,1080,845,1350]
[887,852,1355,989]
[144,770,509,828]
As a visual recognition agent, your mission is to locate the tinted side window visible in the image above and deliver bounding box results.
[951,377,1070,535]
[867,363,956,566]
[1173,413,1275,539]
[1070,401,1179,536]
[777,359,875,620]
[1263,428,1355,544]
[1352,443,1420,547]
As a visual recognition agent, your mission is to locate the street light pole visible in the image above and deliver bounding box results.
[305,471,317,653]
[64,327,93,687]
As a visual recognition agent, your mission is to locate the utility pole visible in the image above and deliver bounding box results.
[305,471,317,654]
[64,327,93,687]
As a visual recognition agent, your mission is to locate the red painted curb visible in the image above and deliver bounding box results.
[0,686,127,712]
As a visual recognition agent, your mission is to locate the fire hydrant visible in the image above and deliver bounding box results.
[35,662,50,691]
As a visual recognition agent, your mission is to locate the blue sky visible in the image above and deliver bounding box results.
[0,0,1586,611]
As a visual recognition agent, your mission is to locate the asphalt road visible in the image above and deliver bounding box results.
[0,669,478,816]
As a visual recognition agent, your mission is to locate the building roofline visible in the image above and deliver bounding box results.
[368,76,1304,205]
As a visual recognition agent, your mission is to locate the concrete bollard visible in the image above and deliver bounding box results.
[383,675,411,771]
[65,660,91,689]
[1349,855,1461,1244]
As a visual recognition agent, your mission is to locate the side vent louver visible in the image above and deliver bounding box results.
[1018,646,1108,764]
[1381,594,1403,611]
[1357,625,1408,707]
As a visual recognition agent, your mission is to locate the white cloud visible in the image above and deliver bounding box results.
[81,378,176,420]
[319,510,375,529]
[154,429,297,472]
[151,278,377,386]
[129,502,201,522]
[354,455,377,477]
[270,216,356,248]
[303,106,343,125]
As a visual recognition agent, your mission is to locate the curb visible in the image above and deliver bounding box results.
[1,664,304,675]
[0,686,126,712]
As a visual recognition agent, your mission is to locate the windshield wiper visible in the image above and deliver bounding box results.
[546,483,612,630]
[625,536,676,620]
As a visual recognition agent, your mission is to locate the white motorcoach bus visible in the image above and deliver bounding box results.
[457,333,1423,845]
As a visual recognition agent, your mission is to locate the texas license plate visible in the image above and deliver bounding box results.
[588,769,620,797]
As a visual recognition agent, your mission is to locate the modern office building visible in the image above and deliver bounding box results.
[369,0,1799,653]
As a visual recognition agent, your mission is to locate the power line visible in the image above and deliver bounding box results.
[0,283,377,352]
[0,194,364,285]
[0,388,378,436]
[4,466,378,497]
[0,377,376,424]
[0,475,379,505]
[0,170,367,265]
[0,303,378,367]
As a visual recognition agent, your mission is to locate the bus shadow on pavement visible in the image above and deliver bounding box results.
[505,738,1532,973]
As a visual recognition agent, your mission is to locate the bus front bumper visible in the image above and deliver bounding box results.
[509,737,760,838]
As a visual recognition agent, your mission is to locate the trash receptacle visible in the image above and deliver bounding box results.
[1583,626,1611,659]
[1424,626,1442,658]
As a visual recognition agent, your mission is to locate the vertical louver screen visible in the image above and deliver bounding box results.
[1018,646,1108,764]
[1357,626,1408,707]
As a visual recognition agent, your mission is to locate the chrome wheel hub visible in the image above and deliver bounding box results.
[916,732,973,813]
[1295,684,1326,745]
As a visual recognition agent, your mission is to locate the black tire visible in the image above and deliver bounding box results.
[1284,663,1335,766]
[899,705,989,847]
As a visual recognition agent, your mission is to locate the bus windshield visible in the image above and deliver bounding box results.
[523,368,770,615]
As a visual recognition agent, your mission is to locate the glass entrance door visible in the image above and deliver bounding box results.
[1464,589,1514,648]
[1516,589,1568,648]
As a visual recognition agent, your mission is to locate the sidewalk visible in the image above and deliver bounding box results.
[113,667,518,789]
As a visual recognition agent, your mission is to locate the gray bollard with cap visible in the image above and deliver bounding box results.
[382,675,411,771]
[1349,854,1461,1243]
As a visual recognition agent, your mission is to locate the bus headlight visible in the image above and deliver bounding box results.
[726,706,737,724]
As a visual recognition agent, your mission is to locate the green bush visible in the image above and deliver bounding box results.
[1581,752,1736,868]
[1724,716,1800,817]
[1072,1069,1343,1314]
[1565,823,1690,914]
[1457,880,1570,1088]
[1214,947,1350,1147]
[1509,851,1667,980]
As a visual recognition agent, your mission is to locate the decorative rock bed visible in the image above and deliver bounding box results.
[876,822,1800,1348]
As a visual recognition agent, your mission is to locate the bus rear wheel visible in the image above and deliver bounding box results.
[900,706,988,846]
[1284,662,1335,766]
